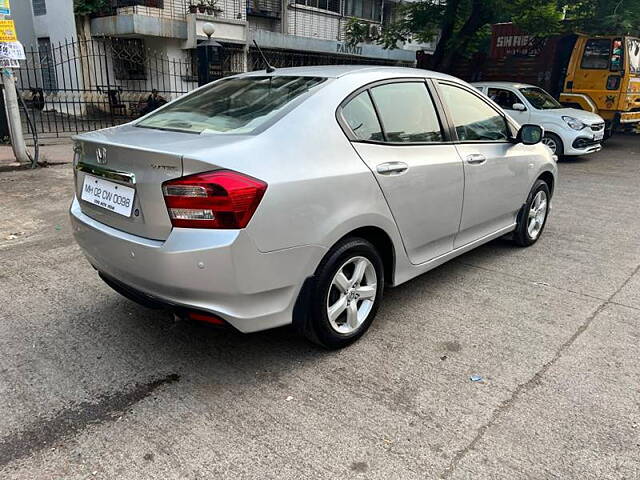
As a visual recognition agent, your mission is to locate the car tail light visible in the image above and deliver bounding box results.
[162,170,267,229]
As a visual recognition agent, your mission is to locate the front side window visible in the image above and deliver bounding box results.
[581,39,613,70]
[487,88,521,110]
[369,82,443,143]
[519,87,562,110]
[341,92,383,141]
[138,76,326,134]
[627,38,640,74]
[439,83,509,142]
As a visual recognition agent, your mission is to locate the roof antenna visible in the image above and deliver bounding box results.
[253,40,276,74]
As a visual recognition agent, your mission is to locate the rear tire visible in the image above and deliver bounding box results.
[301,237,384,349]
[542,132,564,157]
[513,179,551,247]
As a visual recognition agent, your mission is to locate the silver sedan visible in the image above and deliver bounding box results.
[70,66,557,349]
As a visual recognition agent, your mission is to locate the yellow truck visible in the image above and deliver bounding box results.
[559,35,640,136]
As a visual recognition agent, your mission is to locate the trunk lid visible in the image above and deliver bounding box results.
[74,126,208,240]
[74,125,255,240]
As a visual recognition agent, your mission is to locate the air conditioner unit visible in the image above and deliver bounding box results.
[368,24,382,39]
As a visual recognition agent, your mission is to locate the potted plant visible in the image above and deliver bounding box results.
[197,1,207,13]
[188,1,198,13]
[207,0,221,15]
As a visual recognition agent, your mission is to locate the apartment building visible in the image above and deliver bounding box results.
[12,0,435,138]
[89,0,433,73]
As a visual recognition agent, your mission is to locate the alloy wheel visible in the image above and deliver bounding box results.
[542,136,557,154]
[527,190,548,240]
[326,256,377,334]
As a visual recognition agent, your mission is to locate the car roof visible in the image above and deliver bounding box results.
[472,81,538,89]
[240,65,459,81]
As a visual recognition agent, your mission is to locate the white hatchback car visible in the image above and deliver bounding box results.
[473,82,605,157]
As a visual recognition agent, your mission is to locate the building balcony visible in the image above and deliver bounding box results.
[90,0,189,39]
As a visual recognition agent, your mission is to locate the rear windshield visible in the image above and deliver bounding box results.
[137,76,327,134]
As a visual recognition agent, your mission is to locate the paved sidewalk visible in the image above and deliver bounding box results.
[0,142,73,169]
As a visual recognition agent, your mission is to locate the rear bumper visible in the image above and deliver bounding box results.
[70,197,325,332]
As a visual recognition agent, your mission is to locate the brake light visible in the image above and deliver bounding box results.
[162,170,267,229]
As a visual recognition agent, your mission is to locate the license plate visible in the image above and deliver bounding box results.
[594,130,604,141]
[81,175,135,217]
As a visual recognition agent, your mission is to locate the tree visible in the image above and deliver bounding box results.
[566,0,640,36]
[346,0,639,73]
[73,0,108,16]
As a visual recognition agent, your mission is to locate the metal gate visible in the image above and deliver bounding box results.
[16,37,413,139]
[16,38,198,139]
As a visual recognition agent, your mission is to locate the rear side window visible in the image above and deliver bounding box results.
[439,83,509,142]
[487,88,520,110]
[341,91,383,141]
[138,76,326,134]
[370,82,443,143]
[581,39,612,70]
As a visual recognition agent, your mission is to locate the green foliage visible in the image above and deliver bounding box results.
[566,0,640,36]
[73,0,108,16]
[344,0,640,71]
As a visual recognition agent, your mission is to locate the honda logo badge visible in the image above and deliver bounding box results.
[96,147,108,165]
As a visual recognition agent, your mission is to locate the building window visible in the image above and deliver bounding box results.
[32,0,47,16]
[37,37,58,92]
[295,0,340,14]
[345,0,382,22]
[112,39,147,81]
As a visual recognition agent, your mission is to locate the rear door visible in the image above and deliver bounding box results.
[436,81,532,248]
[339,79,464,265]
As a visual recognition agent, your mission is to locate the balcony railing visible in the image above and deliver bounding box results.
[246,0,281,19]
[92,0,188,20]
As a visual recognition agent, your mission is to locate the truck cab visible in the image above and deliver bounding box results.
[560,35,640,135]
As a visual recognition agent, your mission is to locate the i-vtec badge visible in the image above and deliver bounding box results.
[96,147,108,165]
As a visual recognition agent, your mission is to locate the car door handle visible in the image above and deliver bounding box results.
[465,154,487,165]
[376,162,408,175]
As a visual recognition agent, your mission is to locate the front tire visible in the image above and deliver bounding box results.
[302,237,384,349]
[513,179,551,247]
[542,132,564,157]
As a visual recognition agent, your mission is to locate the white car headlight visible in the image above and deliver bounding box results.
[562,116,585,131]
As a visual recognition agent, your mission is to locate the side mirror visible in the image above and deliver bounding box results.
[517,124,543,145]
[512,103,527,111]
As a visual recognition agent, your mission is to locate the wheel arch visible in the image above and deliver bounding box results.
[335,226,396,286]
[537,170,555,196]
[292,224,397,340]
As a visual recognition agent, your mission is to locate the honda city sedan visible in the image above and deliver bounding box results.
[70,66,557,349]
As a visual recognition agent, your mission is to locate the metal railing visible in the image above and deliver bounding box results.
[92,0,188,20]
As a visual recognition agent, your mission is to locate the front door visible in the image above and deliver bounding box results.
[340,81,464,265]
[437,82,532,248]
[487,87,530,125]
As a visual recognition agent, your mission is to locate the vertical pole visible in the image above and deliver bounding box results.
[1,4,30,165]
[2,69,30,164]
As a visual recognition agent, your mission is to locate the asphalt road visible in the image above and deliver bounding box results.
[1,136,639,479]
